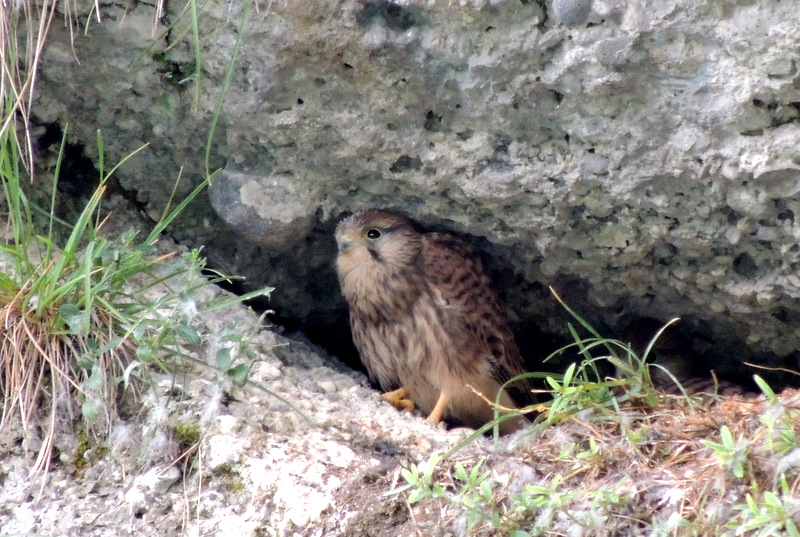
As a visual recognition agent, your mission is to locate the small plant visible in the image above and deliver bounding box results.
[393,456,503,533]
[211,313,270,389]
[453,459,501,531]
[730,476,800,537]
[702,425,750,480]
[394,454,446,503]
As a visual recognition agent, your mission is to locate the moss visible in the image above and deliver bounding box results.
[158,94,172,111]
[223,474,245,493]
[172,422,201,451]
[209,463,245,493]
[74,430,90,471]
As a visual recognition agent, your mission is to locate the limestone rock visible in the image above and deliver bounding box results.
[30,0,800,382]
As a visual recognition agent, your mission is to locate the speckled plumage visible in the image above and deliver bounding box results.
[335,209,534,432]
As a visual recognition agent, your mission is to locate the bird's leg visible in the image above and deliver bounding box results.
[381,387,415,412]
[426,391,449,425]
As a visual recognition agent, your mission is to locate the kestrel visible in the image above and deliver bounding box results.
[335,209,534,433]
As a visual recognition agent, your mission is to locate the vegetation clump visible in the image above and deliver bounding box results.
[394,297,800,536]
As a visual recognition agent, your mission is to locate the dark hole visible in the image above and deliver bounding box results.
[423,110,445,133]
[732,252,758,278]
[382,2,418,31]
[389,155,422,173]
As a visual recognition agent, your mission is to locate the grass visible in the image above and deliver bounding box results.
[0,122,274,476]
[393,295,800,536]
[0,0,58,174]
[0,0,271,481]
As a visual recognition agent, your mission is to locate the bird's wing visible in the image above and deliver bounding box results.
[421,233,534,405]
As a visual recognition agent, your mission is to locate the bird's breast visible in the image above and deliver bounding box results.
[340,262,421,319]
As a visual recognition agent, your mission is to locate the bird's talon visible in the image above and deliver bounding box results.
[425,391,449,425]
[381,387,415,412]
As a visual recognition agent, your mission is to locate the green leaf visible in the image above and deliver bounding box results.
[58,303,88,335]
[76,353,95,370]
[175,323,202,345]
[421,455,441,481]
[753,375,778,405]
[469,460,484,482]
[745,493,758,512]
[455,462,468,482]
[83,367,104,392]
[136,343,154,361]
[545,376,561,391]
[563,362,576,386]
[95,336,123,355]
[702,440,725,452]
[720,425,734,447]
[733,460,744,479]
[762,491,782,508]
[227,364,249,387]
[132,323,147,341]
[408,488,428,503]
[82,399,101,422]
[400,466,417,484]
[216,347,233,371]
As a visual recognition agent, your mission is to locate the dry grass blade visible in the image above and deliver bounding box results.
[0,285,136,479]
[0,299,69,476]
[0,0,59,174]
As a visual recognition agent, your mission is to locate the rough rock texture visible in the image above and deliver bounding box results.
[0,283,469,536]
[31,0,800,382]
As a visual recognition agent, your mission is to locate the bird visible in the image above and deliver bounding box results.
[335,209,535,433]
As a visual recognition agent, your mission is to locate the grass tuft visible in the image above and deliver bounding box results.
[0,0,281,485]
[0,122,272,478]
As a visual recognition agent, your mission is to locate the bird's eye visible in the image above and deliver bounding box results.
[365,228,381,240]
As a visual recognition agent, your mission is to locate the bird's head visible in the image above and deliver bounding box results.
[335,210,423,276]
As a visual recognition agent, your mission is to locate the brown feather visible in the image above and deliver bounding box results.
[336,210,534,433]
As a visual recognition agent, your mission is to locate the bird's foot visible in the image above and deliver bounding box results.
[426,391,449,425]
[381,387,415,412]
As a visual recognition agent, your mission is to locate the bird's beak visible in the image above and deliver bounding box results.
[336,233,357,253]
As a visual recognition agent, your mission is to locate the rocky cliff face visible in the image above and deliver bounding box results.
[32,0,800,383]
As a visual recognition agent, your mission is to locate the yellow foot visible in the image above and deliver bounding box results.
[426,391,449,425]
[381,387,415,412]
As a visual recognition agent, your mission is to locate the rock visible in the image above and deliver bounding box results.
[553,0,593,27]
[204,416,248,470]
[134,466,182,495]
[209,166,318,249]
[30,0,800,384]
